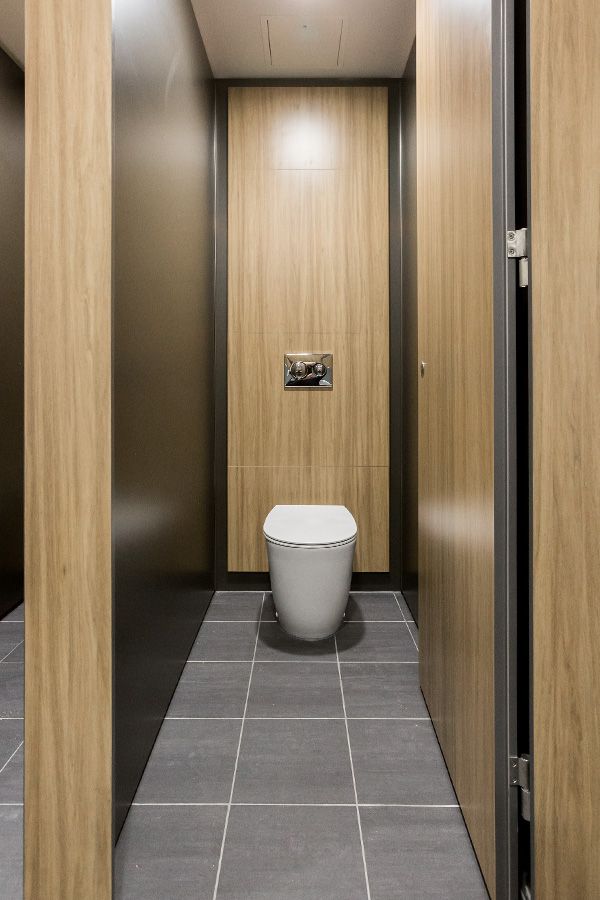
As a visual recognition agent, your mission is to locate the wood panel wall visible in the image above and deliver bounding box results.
[227,86,389,572]
[417,0,496,894]
[530,1,600,895]
[25,0,113,896]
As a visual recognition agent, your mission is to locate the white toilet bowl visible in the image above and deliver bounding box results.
[264,505,357,640]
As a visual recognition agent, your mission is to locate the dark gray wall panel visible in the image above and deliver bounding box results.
[401,43,418,620]
[113,0,215,835]
[0,50,24,619]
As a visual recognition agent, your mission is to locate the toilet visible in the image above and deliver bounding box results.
[264,504,357,640]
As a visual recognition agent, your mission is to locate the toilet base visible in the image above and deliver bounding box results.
[266,539,356,641]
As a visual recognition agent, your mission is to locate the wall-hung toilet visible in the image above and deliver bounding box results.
[264,505,357,640]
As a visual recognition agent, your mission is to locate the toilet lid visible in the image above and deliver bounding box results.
[263,505,357,548]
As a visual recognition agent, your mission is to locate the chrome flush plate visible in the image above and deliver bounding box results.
[284,352,333,389]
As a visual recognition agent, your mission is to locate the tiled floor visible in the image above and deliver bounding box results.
[0,602,24,899]
[115,592,489,899]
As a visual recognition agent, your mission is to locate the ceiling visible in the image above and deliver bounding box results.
[191,0,415,78]
[0,0,24,68]
[0,0,416,78]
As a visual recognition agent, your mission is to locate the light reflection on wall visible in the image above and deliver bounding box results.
[275,113,337,169]
[420,499,494,551]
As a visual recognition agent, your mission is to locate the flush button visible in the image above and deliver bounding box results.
[284,353,333,390]
[290,361,307,379]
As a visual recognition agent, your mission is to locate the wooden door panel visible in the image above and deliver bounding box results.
[417,0,496,893]
[531,1,600,895]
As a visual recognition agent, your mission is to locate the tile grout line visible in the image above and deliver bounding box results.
[392,592,407,623]
[131,801,460,808]
[0,740,23,775]
[334,634,372,900]
[0,640,24,663]
[204,619,408,624]
[211,592,265,900]
[406,624,419,652]
[186,660,419,665]
[164,716,430,721]
[393,592,419,653]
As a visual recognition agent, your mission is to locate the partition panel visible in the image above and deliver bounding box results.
[25,0,113,896]
[530,0,600,895]
[417,0,496,893]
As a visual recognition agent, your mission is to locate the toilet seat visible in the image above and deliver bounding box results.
[263,504,357,549]
[264,535,356,550]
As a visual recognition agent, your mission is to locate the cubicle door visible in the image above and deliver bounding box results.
[417,0,496,893]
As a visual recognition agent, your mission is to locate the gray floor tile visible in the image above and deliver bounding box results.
[349,720,457,804]
[336,622,418,662]
[255,622,337,661]
[115,805,226,900]
[345,593,403,621]
[341,663,428,718]
[0,808,22,900]
[167,662,251,718]
[0,626,24,661]
[0,719,22,768]
[189,622,258,661]
[247,661,344,718]
[361,806,488,899]
[262,593,278,621]
[1,605,23,623]
[408,622,419,648]
[233,719,354,803]
[205,592,265,622]
[1,643,23,663]
[0,665,24,717]
[0,735,23,804]
[134,719,240,803]
[217,805,367,900]
[0,721,23,804]
[394,592,414,621]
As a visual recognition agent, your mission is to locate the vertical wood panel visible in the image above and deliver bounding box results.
[417,0,496,893]
[531,0,600,895]
[228,86,389,572]
[25,0,113,896]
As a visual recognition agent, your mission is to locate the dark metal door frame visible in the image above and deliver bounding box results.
[492,0,531,896]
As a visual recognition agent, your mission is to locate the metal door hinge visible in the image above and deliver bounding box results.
[510,754,531,822]
[506,227,529,287]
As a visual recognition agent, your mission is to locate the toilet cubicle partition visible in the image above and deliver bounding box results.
[25,0,216,895]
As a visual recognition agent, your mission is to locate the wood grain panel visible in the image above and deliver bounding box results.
[417,0,496,893]
[228,86,389,571]
[24,0,113,897]
[228,87,389,336]
[229,333,389,468]
[229,466,389,572]
[531,1,600,896]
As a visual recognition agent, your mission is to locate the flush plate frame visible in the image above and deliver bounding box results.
[284,352,333,389]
